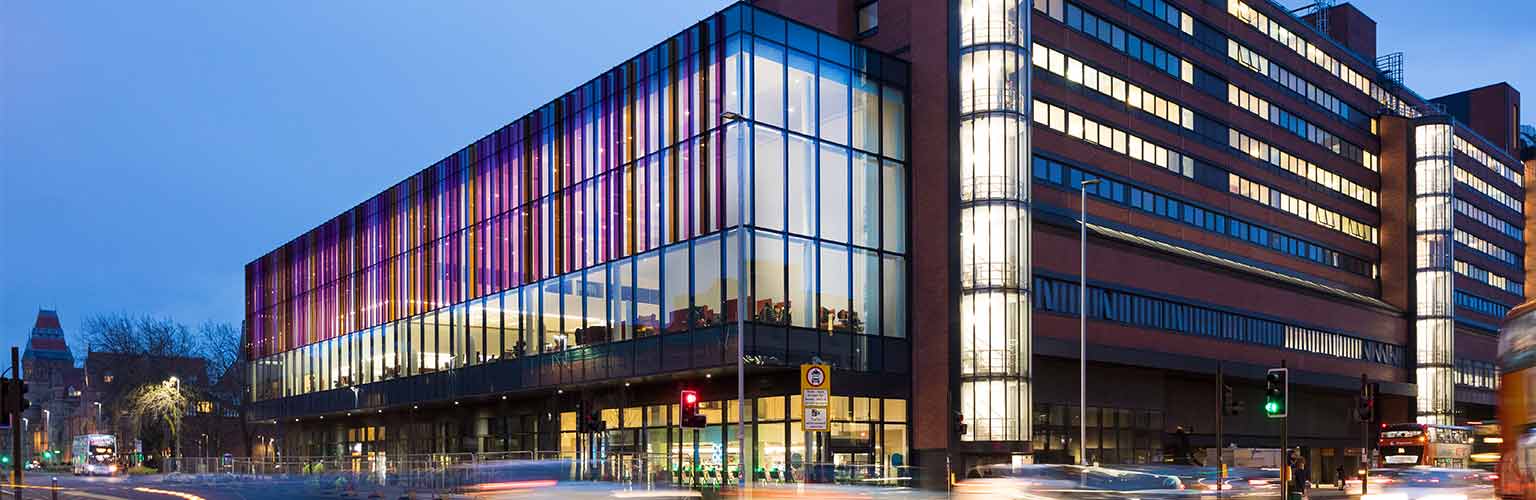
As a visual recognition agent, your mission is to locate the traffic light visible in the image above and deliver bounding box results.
[0,380,24,424]
[1356,376,1375,422]
[1264,368,1288,418]
[954,412,968,436]
[680,390,705,428]
[1222,384,1244,416]
[579,409,606,433]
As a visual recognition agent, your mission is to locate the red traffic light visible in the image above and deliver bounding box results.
[680,389,705,428]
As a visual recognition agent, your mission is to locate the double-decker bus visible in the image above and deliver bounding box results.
[1378,423,1473,468]
[71,434,117,476]
[1497,302,1536,499]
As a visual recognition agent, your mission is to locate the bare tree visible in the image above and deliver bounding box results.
[77,313,192,357]
[78,313,141,355]
[196,321,240,384]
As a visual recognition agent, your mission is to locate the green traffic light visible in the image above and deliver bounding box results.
[1264,401,1280,414]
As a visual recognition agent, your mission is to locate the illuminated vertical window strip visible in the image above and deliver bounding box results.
[1412,123,1454,425]
[958,0,1030,443]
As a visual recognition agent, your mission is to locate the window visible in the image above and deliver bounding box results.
[196,401,214,414]
[754,127,786,231]
[787,50,817,135]
[754,40,786,127]
[857,1,878,35]
[102,373,113,384]
[787,135,816,236]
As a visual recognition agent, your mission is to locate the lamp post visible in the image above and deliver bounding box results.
[41,409,50,463]
[93,402,103,433]
[350,387,359,409]
[1078,178,1100,466]
[722,109,748,489]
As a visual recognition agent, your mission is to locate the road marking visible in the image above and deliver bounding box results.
[59,491,132,500]
[131,487,206,500]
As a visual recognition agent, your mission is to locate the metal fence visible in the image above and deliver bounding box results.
[163,453,923,493]
[164,452,573,495]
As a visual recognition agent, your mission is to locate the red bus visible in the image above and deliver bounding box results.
[1378,423,1473,468]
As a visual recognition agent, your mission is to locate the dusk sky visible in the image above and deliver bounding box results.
[1,0,1531,359]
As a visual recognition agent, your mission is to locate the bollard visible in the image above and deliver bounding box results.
[51,477,58,500]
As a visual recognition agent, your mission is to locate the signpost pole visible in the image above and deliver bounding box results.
[799,363,831,484]
[11,347,19,488]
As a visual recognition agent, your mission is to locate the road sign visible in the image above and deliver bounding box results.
[803,389,829,406]
[801,364,829,391]
[805,406,829,431]
[800,363,831,432]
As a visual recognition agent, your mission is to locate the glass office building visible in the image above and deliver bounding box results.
[246,3,911,478]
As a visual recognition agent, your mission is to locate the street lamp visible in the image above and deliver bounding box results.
[350,387,359,409]
[94,402,103,432]
[41,409,50,461]
[722,109,747,489]
[1078,178,1100,466]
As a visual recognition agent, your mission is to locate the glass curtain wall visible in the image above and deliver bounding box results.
[245,5,910,417]
[957,0,1032,442]
[1412,122,1454,425]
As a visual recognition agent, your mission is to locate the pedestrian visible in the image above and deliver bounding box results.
[1296,455,1310,495]
[1336,465,1346,489]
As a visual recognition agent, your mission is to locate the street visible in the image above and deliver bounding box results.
[0,474,320,500]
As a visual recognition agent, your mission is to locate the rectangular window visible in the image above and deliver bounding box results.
[820,143,851,243]
[752,232,787,324]
[857,1,879,35]
[820,63,850,145]
[787,236,817,328]
[787,135,816,236]
[753,127,785,230]
[753,40,786,127]
[787,50,817,135]
[819,245,852,332]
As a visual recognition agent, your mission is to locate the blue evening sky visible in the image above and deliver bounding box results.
[1,0,1530,357]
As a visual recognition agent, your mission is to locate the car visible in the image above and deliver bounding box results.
[956,464,1187,500]
[1359,467,1493,500]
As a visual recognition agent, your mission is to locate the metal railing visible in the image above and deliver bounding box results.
[163,451,568,495]
[160,453,926,492]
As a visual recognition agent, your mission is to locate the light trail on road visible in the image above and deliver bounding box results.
[131,487,206,500]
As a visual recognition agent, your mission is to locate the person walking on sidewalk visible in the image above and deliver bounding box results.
[1335,465,1346,489]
